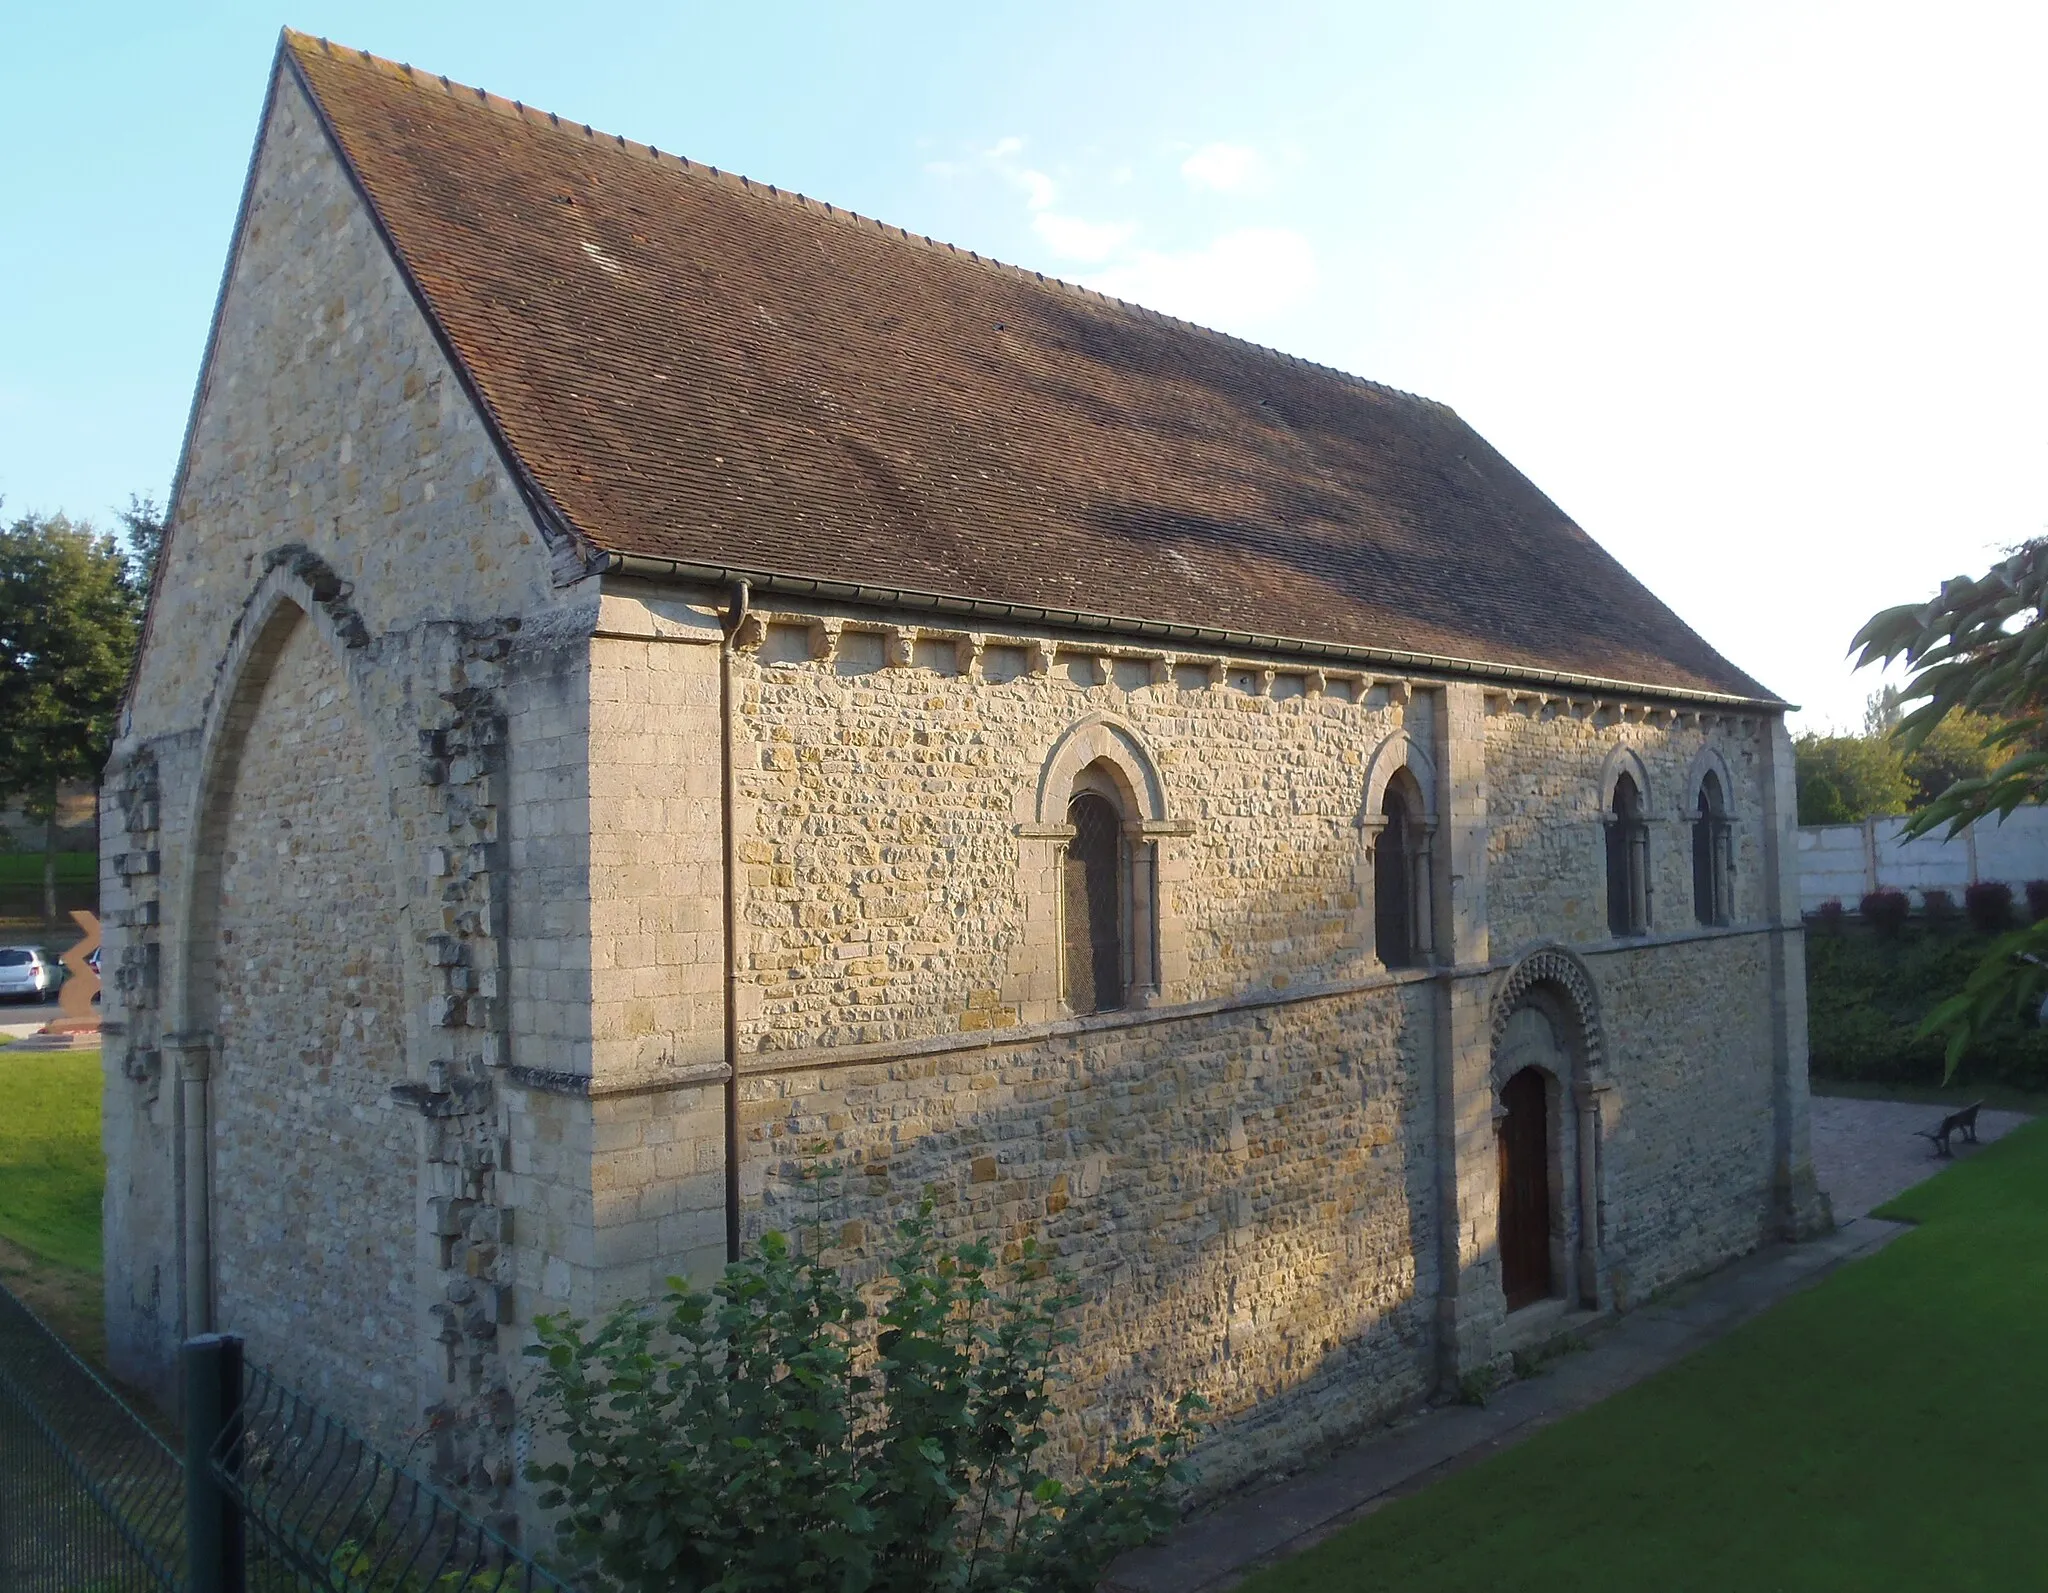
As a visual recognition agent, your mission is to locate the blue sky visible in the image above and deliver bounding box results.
[3,0,2042,726]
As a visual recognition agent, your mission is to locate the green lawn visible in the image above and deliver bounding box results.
[0,1051,104,1273]
[1242,1119,2048,1593]
[0,852,98,886]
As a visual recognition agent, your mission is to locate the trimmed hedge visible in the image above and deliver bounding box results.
[1807,922,2048,1092]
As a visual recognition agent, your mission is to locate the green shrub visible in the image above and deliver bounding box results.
[1860,890,1910,936]
[525,1202,1202,1593]
[1966,881,2014,935]
[1806,922,2048,1091]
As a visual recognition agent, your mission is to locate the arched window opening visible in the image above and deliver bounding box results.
[1691,771,1733,926]
[1064,790,1126,1014]
[1605,772,1649,937]
[1374,773,1433,969]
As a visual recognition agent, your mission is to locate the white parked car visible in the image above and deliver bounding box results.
[0,947,55,1003]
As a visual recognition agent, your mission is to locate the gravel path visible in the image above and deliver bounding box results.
[1810,1093,2032,1220]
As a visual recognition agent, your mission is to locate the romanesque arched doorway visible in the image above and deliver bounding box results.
[1497,1065,1552,1309]
[1490,949,1607,1314]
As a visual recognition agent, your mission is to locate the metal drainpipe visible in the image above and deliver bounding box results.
[719,580,750,1263]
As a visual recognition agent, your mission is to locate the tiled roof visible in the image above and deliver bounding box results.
[281,33,1776,704]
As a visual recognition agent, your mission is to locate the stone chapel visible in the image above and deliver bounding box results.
[101,31,1830,1510]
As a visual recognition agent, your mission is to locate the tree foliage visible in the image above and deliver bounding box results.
[1852,538,2048,1074]
[116,494,168,594]
[1793,732,1913,825]
[0,509,144,918]
[526,1202,1202,1593]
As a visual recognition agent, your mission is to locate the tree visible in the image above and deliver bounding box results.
[1862,684,1904,737]
[0,510,144,923]
[1853,538,2048,1073]
[116,494,168,593]
[1793,732,1913,825]
[1901,709,2005,809]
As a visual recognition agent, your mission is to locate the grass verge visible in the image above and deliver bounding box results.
[0,1049,106,1363]
[1239,1118,2048,1592]
[0,853,98,886]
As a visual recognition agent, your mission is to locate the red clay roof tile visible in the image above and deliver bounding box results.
[281,32,1775,703]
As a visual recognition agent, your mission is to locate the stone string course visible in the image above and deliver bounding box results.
[102,55,1827,1532]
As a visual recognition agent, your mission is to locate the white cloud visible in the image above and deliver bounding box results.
[1087,228,1317,332]
[1013,168,1058,211]
[1180,142,1262,193]
[1031,212,1138,263]
[984,136,1025,160]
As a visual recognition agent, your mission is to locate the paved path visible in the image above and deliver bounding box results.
[1809,1093,2029,1219]
[1107,1092,2033,1593]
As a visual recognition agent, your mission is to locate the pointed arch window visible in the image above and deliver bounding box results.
[1691,771,1733,926]
[1605,772,1649,937]
[1373,771,1433,969]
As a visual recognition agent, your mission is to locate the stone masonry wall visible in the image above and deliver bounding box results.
[128,72,568,738]
[737,980,1441,1487]
[732,628,1409,1048]
[1483,698,1769,955]
[103,63,598,1515]
[1583,933,1779,1304]
[571,599,1799,1497]
[208,613,417,1446]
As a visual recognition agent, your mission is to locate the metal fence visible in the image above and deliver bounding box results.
[0,1279,185,1591]
[0,1282,578,1593]
[199,1347,573,1593]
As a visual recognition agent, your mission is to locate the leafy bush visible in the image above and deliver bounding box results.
[1922,888,1956,924]
[1860,890,1911,936]
[525,1204,1202,1593]
[2028,881,2048,923]
[1806,922,2048,1092]
[1814,899,1846,934]
[1965,882,2015,935]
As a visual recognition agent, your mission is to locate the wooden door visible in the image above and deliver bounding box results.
[1498,1067,1553,1310]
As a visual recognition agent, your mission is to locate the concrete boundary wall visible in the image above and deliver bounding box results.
[1796,806,2048,913]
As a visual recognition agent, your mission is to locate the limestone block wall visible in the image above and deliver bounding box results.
[584,613,725,1083]
[1581,934,1778,1306]
[1484,702,1769,954]
[730,624,1408,1051]
[738,980,1441,1489]
[129,71,566,738]
[205,613,418,1445]
[102,56,599,1509]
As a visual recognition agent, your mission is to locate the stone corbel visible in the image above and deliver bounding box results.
[955,635,984,676]
[731,610,768,652]
[1151,654,1176,687]
[809,617,841,664]
[1306,668,1328,698]
[1381,678,1412,708]
[1028,638,1057,676]
[885,626,916,668]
